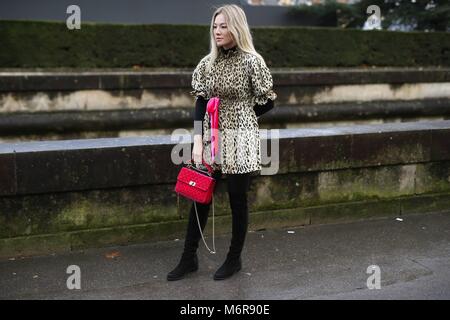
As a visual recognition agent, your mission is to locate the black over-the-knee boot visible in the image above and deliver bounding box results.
[213,191,248,280]
[167,200,210,281]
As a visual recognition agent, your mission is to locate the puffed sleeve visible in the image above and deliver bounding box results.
[190,55,210,99]
[249,55,277,106]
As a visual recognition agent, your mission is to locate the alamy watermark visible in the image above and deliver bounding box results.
[170,125,280,176]
[66,265,81,290]
[364,5,382,30]
[66,5,81,30]
[366,265,381,290]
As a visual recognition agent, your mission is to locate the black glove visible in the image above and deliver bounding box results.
[253,98,274,117]
[193,96,207,136]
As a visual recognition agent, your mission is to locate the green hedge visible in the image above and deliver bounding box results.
[0,20,449,68]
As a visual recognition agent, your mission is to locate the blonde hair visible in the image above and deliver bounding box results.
[205,4,266,73]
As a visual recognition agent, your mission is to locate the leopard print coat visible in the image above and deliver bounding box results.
[190,45,277,175]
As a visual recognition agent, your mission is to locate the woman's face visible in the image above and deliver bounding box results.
[213,13,235,49]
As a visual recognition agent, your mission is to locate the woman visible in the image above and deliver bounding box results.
[167,4,277,281]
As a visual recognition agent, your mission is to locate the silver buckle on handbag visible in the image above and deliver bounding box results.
[189,181,196,186]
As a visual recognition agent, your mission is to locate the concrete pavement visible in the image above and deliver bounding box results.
[1,211,450,300]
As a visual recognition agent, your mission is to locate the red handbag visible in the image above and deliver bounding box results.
[174,158,217,253]
[174,158,216,204]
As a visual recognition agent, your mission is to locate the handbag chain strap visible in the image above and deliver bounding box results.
[193,195,216,254]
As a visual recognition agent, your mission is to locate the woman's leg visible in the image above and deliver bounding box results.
[182,170,222,254]
[226,173,251,260]
[167,170,221,281]
[167,200,210,281]
[183,201,211,256]
[214,172,252,280]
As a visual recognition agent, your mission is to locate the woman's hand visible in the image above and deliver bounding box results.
[193,135,203,164]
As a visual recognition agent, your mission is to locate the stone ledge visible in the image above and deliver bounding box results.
[1,67,449,92]
[0,98,449,135]
[1,120,450,196]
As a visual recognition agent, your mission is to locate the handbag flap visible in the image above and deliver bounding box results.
[177,167,214,192]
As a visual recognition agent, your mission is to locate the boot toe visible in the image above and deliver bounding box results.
[167,255,198,281]
[167,264,198,281]
[213,258,242,280]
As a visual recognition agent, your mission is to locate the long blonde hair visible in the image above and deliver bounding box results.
[205,4,266,73]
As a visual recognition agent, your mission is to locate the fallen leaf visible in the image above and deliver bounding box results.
[105,251,121,259]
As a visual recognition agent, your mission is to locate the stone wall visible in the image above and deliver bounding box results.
[0,68,449,142]
[0,120,449,257]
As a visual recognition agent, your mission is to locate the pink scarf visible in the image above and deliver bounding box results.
[207,97,220,163]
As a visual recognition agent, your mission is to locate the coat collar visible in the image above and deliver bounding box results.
[219,45,239,58]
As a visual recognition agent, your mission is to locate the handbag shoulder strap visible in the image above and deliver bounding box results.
[201,159,214,175]
[194,194,216,254]
[189,157,214,175]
